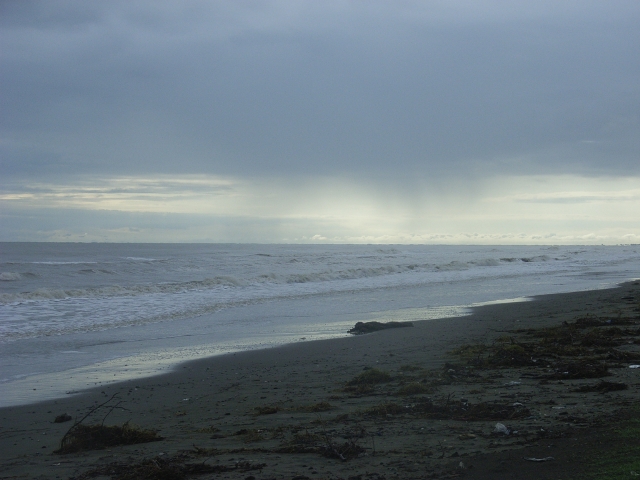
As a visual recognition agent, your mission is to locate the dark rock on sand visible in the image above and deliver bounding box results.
[348,321,413,335]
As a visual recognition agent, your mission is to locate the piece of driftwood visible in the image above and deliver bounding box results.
[348,321,413,335]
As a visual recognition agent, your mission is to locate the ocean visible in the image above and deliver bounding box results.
[1,243,639,407]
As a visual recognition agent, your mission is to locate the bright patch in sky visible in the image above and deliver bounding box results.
[2,174,638,244]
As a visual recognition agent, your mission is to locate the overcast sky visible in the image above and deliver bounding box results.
[1,1,639,243]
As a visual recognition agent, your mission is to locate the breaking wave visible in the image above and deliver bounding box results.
[0,272,21,281]
[0,256,556,304]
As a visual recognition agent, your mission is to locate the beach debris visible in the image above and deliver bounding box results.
[320,439,365,461]
[55,422,163,454]
[54,413,72,423]
[348,320,413,335]
[235,428,265,443]
[494,423,510,435]
[344,368,392,395]
[630,365,640,369]
[574,380,628,393]
[395,382,432,396]
[276,429,366,461]
[450,314,640,381]
[195,425,220,433]
[55,393,163,454]
[523,456,554,462]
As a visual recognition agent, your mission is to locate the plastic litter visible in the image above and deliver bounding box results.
[629,365,640,369]
[494,423,510,435]
[524,456,554,462]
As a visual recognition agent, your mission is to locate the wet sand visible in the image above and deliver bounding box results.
[1,282,639,479]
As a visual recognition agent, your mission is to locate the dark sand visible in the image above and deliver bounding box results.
[1,282,639,479]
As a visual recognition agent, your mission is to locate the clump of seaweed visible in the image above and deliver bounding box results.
[235,428,265,443]
[580,328,625,347]
[55,422,162,454]
[450,313,640,379]
[55,394,163,454]
[343,384,375,395]
[321,440,366,460]
[395,382,432,396]
[488,342,536,367]
[343,368,392,394]
[450,344,490,359]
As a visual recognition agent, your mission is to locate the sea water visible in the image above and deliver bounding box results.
[1,243,639,406]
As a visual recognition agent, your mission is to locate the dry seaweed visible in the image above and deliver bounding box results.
[235,428,265,443]
[450,314,640,378]
[321,440,366,460]
[55,422,163,454]
[395,382,432,396]
[345,368,392,387]
[343,384,376,396]
[56,394,162,454]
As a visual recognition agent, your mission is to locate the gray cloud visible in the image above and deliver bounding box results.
[2,0,639,185]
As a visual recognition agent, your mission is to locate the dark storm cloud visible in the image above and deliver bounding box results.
[2,0,639,182]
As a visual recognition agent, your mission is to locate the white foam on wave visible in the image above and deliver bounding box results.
[0,272,21,281]
[0,258,571,342]
[0,276,245,304]
[0,256,541,304]
[1,245,638,344]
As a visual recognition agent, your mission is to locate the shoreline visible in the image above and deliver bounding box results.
[1,282,639,479]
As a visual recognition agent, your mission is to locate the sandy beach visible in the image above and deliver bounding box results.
[1,282,639,480]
